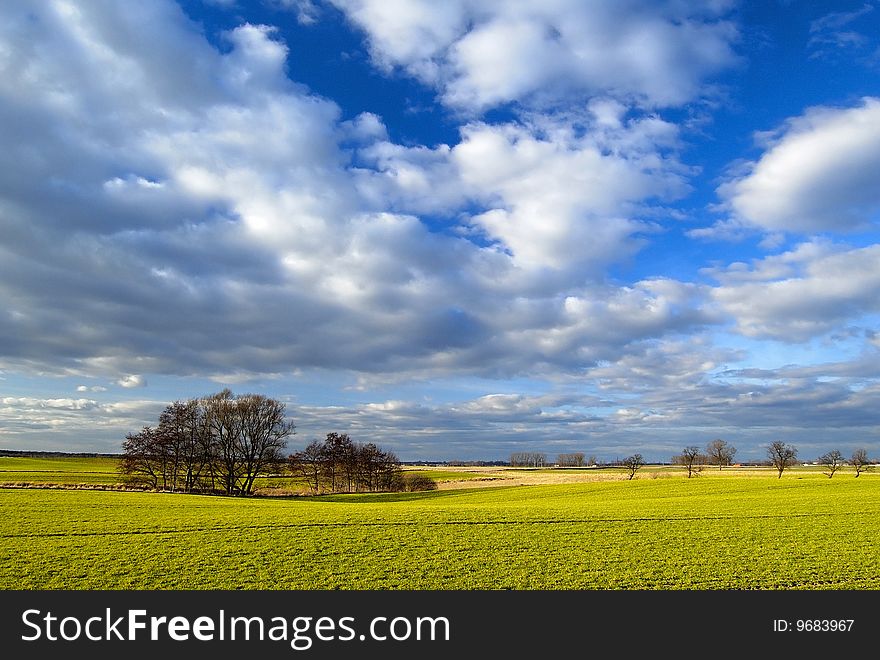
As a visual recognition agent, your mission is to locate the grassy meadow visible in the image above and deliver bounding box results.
[0,456,495,493]
[2,462,878,589]
[0,456,121,486]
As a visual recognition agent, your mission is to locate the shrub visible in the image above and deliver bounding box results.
[402,473,438,492]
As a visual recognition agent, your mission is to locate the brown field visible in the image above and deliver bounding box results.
[404,464,819,489]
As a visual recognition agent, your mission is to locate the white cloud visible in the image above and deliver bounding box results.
[0,0,716,384]
[271,0,321,25]
[1,397,100,411]
[454,119,689,272]
[717,98,880,234]
[708,242,880,340]
[1,1,878,461]
[329,0,469,82]
[587,337,740,392]
[76,385,108,393]
[357,114,690,274]
[117,375,147,389]
[0,396,163,451]
[331,0,739,111]
[808,3,875,61]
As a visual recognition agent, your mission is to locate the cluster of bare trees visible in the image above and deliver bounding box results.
[120,390,294,496]
[556,452,586,467]
[670,439,737,478]
[288,433,406,494]
[816,447,874,479]
[121,395,439,496]
[672,440,732,476]
[509,452,548,467]
[512,452,603,467]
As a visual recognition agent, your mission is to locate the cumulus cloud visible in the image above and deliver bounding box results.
[355,113,691,274]
[289,391,612,460]
[116,375,147,389]
[283,369,880,461]
[0,0,717,385]
[456,118,690,273]
[586,337,741,392]
[707,242,880,340]
[717,98,880,234]
[2,1,879,462]
[76,385,108,393]
[0,396,162,452]
[330,0,739,111]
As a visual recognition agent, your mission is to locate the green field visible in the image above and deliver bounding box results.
[0,457,498,492]
[2,471,879,589]
[0,456,122,486]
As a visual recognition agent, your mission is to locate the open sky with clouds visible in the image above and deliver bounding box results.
[1,0,879,461]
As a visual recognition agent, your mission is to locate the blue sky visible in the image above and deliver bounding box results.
[1,0,880,461]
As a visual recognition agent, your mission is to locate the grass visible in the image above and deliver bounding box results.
[0,457,486,492]
[2,470,878,589]
[0,456,122,486]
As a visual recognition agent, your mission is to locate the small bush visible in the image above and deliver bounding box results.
[402,473,438,492]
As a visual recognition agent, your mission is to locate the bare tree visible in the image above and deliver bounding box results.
[289,440,324,493]
[767,441,798,479]
[374,448,403,492]
[156,399,212,492]
[509,452,547,467]
[622,454,645,480]
[557,452,585,467]
[235,393,295,496]
[818,450,844,479]
[673,446,706,478]
[850,448,874,478]
[705,439,737,470]
[321,432,354,492]
[119,426,165,489]
[204,389,244,495]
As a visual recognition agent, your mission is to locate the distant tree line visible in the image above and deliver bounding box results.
[557,452,586,467]
[502,440,876,481]
[509,452,548,467]
[666,440,875,479]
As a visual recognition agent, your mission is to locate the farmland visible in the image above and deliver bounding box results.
[2,467,879,590]
[0,456,121,486]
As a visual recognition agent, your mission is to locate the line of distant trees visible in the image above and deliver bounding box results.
[507,438,875,481]
[509,452,548,467]
[670,440,875,479]
[120,391,436,496]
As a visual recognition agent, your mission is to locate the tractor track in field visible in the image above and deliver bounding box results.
[3,510,848,539]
